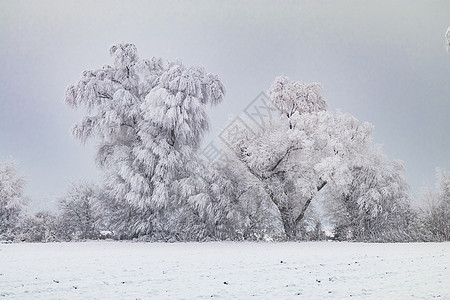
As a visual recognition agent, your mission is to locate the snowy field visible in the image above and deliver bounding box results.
[1,241,449,299]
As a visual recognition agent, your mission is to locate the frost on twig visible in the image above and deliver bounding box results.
[446,26,450,52]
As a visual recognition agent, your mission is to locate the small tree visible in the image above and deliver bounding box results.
[0,159,27,240]
[325,147,419,242]
[17,211,63,243]
[269,76,326,128]
[420,168,450,241]
[59,181,102,240]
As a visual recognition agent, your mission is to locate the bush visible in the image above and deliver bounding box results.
[16,211,66,243]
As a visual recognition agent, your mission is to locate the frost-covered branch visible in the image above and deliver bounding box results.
[295,180,327,226]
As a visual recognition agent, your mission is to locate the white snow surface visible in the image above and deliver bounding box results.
[1,241,449,299]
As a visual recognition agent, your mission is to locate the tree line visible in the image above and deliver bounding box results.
[1,44,449,242]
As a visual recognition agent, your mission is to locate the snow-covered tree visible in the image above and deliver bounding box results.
[325,147,418,242]
[268,76,326,128]
[224,76,419,241]
[59,181,103,240]
[224,76,377,240]
[420,168,450,241]
[0,159,27,239]
[65,43,226,238]
[17,211,62,243]
[268,76,326,116]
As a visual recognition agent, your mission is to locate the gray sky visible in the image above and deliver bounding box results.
[1,0,449,212]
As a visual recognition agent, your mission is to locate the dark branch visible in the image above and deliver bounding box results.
[97,92,113,99]
[268,145,302,174]
[294,180,327,225]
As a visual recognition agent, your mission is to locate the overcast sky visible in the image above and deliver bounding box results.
[1,0,449,212]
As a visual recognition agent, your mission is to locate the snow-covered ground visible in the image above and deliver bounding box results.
[1,241,449,299]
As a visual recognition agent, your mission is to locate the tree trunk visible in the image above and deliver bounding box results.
[279,207,297,240]
[276,181,327,240]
